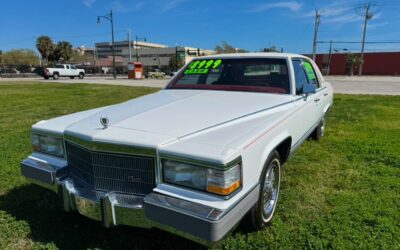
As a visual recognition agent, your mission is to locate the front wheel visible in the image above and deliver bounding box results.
[249,150,281,230]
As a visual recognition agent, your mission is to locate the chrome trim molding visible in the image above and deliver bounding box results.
[159,153,242,170]
[64,134,157,157]
[31,129,63,139]
[21,156,255,245]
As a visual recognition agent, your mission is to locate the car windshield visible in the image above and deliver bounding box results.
[167,58,290,94]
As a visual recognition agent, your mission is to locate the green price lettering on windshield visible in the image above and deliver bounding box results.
[184,68,209,74]
[304,62,316,80]
[205,60,214,68]
[212,59,222,68]
[197,60,207,69]
[189,61,200,69]
[184,59,223,74]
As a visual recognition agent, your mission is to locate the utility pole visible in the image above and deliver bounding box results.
[127,29,132,63]
[135,36,139,62]
[312,9,321,61]
[98,10,116,79]
[327,40,333,76]
[358,3,373,76]
[175,46,178,71]
[93,43,97,68]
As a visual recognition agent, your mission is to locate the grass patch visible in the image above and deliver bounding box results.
[0,82,399,249]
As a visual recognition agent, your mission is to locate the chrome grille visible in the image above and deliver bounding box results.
[65,141,155,196]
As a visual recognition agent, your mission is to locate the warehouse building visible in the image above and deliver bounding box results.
[311,51,400,75]
[94,40,215,73]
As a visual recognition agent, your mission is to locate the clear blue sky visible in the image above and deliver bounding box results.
[1,0,399,54]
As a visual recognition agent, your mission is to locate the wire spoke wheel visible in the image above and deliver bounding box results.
[320,117,325,137]
[262,159,280,222]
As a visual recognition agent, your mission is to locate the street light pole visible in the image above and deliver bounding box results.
[127,29,132,63]
[98,10,116,79]
[135,36,147,62]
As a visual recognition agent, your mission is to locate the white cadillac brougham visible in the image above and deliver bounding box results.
[22,53,333,243]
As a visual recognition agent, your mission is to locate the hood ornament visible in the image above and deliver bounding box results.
[100,117,109,129]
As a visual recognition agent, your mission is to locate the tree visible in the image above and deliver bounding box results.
[0,50,3,65]
[53,41,73,62]
[215,41,247,54]
[346,53,362,76]
[2,49,39,72]
[36,36,54,65]
[261,46,280,52]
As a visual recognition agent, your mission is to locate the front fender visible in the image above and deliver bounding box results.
[258,131,291,172]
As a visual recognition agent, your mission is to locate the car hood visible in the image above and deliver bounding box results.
[64,89,293,145]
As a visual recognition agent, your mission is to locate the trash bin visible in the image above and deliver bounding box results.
[128,62,143,79]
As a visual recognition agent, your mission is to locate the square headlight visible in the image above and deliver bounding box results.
[32,133,64,158]
[162,159,241,196]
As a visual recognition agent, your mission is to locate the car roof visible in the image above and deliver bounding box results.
[198,52,311,60]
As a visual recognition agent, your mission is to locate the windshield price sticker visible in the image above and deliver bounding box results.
[304,62,316,80]
[184,59,223,74]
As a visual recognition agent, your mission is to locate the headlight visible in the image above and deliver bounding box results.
[32,133,64,158]
[162,159,241,196]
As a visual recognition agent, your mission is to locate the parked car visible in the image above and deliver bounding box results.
[43,64,85,80]
[0,67,20,74]
[21,53,333,244]
[147,71,166,78]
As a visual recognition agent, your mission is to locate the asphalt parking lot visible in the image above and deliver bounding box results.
[1,75,399,95]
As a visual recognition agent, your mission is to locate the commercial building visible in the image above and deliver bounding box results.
[94,40,215,73]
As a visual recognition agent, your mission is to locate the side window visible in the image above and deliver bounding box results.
[303,61,319,88]
[292,60,309,95]
[66,65,70,69]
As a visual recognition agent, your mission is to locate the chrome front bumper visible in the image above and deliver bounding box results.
[21,156,259,244]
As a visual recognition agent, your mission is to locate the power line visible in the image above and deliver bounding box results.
[318,40,400,44]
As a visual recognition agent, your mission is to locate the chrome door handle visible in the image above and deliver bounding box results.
[314,98,320,103]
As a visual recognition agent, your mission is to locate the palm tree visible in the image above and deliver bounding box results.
[36,36,54,65]
[346,53,362,76]
[54,41,73,63]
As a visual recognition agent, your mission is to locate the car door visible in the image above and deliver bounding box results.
[65,65,71,76]
[70,65,78,76]
[302,60,325,121]
[290,59,321,146]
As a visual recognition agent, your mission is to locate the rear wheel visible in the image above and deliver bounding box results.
[249,150,281,230]
[70,76,75,79]
[79,73,84,79]
[53,73,59,80]
[311,117,325,140]
[43,76,49,80]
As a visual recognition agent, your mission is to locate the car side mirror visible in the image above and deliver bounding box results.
[303,84,316,95]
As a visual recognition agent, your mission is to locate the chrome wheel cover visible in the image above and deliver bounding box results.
[320,118,325,136]
[262,159,280,222]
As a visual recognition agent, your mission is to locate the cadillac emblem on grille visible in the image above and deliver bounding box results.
[100,116,109,129]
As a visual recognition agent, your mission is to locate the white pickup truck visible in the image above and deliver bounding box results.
[43,64,85,80]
